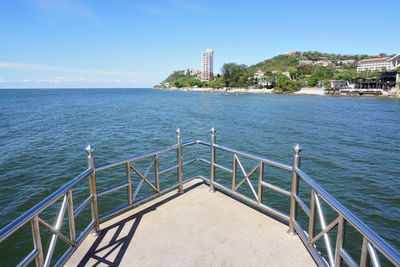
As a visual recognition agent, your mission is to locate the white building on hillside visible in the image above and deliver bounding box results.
[357,53,400,72]
[315,60,331,67]
[183,69,200,76]
[337,60,356,65]
[390,54,400,70]
[299,60,313,65]
[253,70,264,79]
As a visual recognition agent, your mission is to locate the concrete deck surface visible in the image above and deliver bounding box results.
[66,179,315,266]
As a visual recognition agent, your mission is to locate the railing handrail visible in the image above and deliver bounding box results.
[295,168,400,265]
[95,141,197,172]
[213,142,293,171]
[196,140,293,171]
[1,132,399,267]
[0,168,92,242]
[95,144,179,171]
[195,138,400,266]
[0,141,199,243]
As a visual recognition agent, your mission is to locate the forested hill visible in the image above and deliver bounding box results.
[248,51,368,72]
[154,51,390,90]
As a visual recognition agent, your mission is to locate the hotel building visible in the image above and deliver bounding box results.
[357,53,400,72]
[201,49,214,81]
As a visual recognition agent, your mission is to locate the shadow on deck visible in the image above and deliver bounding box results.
[66,179,315,266]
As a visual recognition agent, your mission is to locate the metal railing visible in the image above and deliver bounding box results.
[0,128,399,267]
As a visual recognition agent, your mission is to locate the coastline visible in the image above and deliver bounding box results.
[153,87,399,97]
[153,87,326,95]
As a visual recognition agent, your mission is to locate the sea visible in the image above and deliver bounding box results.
[0,88,399,265]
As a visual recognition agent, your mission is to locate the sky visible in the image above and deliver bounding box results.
[0,0,399,88]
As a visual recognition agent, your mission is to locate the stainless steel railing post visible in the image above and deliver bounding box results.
[126,162,132,206]
[308,190,316,243]
[155,155,160,194]
[209,127,216,192]
[288,144,302,235]
[86,144,100,235]
[334,216,346,267]
[176,129,184,193]
[257,162,264,205]
[232,154,237,191]
[67,190,76,246]
[31,215,44,267]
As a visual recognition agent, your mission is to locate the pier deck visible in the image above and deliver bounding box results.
[66,179,315,266]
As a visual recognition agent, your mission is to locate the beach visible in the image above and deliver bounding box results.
[154,87,326,95]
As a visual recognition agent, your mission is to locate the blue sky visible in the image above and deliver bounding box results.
[0,0,399,88]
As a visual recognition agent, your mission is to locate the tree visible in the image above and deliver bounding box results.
[237,76,247,87]
[262,72,283,88]
[207,77,224,88]
[358,70,369,79]
[307,77,319,87]
[286,67,298,79]
[306,68,335,87]
[369,72,381,79]
[188,78,201,87]
[172,79,182,88]
[221,63,248,87]
[334,70,357,82]
[275,76,302,91]
[324,80,331,88]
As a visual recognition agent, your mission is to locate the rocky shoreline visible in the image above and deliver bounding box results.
[153,87,326,95]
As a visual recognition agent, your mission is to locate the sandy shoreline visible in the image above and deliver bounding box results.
[153,87,326,95]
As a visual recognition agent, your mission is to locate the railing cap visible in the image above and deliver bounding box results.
[210,127,216,134]
[85,144,95,154]
[176,128,182,135]
[293,144,303,154]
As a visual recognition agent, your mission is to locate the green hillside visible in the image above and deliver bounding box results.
[155,51,388,91]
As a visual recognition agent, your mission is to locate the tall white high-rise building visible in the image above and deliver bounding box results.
[201,49,214,81]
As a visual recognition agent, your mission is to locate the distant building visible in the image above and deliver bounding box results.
[299,60,313,65]
[357,53,400,72]
[336,69,347,72]
[357,57,392,72]
[329,80,349,89]
[315,60,331,67]
[337,60,356,65]
[253,69,264,79]
[183,69,200,76]
[390,54,400,70]
[201,49,214,81]
[286,51,298,55]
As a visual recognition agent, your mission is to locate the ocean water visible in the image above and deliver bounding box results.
[0,88,399,265]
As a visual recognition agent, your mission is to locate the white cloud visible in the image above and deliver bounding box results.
[0,61,141,76]
[36,78,53,83]
[36,76,70,83]
[0,76,151,87]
